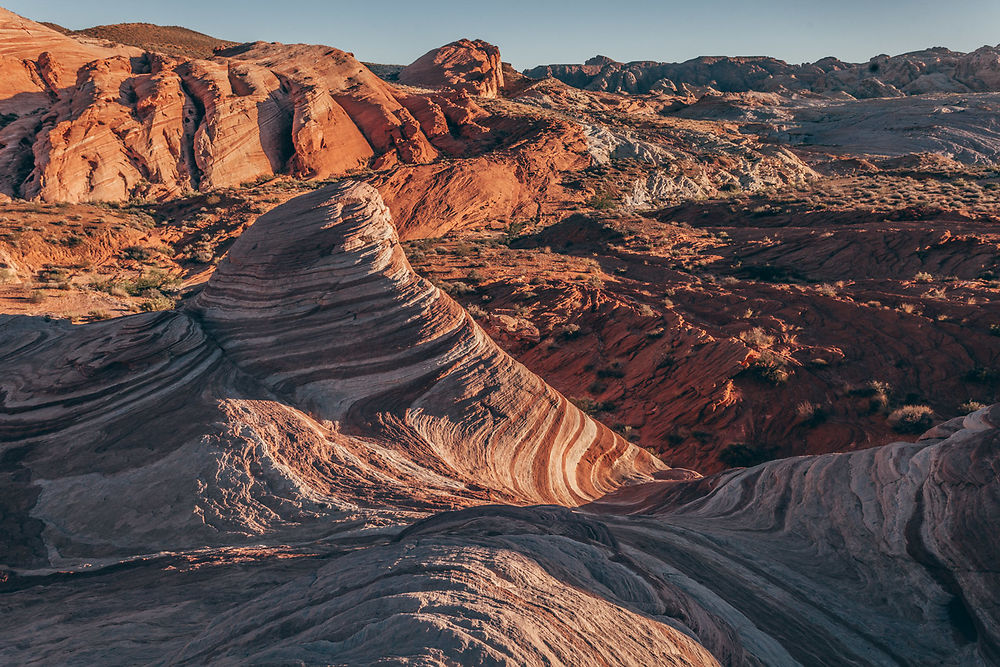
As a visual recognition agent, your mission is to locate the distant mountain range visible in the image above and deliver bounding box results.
[525,46,1000,98]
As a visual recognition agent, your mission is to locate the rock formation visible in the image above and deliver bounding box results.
[1,13,1000,663]
[0,182,666,567]
[0,7,140,71]
[2,183,998,664]
[399,38,504,98]
[0,11,531,206]
[526,45,1000,99]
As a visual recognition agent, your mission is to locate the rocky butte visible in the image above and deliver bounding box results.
[0,6,998,665]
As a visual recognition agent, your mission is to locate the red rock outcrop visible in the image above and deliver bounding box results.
[0,12,547,205]
[399,39,504,98]
[0,7,139,72]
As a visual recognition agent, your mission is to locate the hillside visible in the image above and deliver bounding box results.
[73,22,236,58]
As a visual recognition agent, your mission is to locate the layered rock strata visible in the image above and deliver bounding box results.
[399,38,505,98]
[0,182,665,568]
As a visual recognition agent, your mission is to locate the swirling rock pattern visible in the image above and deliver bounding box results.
[196,182,665,505]
[0,182,664,570]
[2,403,996,664]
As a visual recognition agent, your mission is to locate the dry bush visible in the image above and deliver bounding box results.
[739,326,775,348]
[887,405,935,433]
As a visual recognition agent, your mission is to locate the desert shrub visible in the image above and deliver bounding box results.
[191,249,214,263]
[441,281,476,296]
[848,379,891,412]
[816,283,838,297]
[27,289,46,304]
[887,405,935,433]
[0,267,18,284]
[92,269,179,297]
[637,304,656,317]
[795,401,826,426]
[738,326,774,348]
[139,295,176,312]
[596,362,625,378]
[744,350,790,384]
[501,220,530,245]
[121,245,154,261]
[465,304,487,318]
[586,192,618,211]
[913,271,933,283]
[959,400,986,413]
[718,443,776,468]
[570,397,615,415]
[88,310,113,321]
[558,323,582,339]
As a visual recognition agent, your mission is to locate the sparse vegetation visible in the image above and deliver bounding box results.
[887,405,935,433]
[744,350,790,384]
[569,397,615,415]
[738,327,774,348]
[585,191,618,211]
[718,443,776,468]
[795,401,826,426]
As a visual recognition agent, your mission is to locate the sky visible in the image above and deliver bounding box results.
[9,1,1000,70]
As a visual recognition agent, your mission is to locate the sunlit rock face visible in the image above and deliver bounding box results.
[399,38,505,98]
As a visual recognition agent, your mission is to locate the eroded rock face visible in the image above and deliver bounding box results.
[0,7,140,72]
[399,38,504,98]
[0,12,521,204]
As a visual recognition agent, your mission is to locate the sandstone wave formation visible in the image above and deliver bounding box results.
[1,183,998,665]
[0,182,666,566]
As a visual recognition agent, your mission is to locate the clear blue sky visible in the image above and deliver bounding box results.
[9,1,1000,69]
